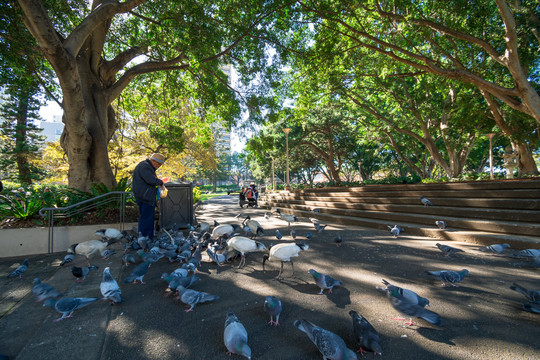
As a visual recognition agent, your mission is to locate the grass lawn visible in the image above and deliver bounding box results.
[198,192,228,202]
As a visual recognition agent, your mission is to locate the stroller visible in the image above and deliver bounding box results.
[239,187,257,208]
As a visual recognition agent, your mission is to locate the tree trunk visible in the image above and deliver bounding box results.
[512,141,539,176]
[15,94,31,185]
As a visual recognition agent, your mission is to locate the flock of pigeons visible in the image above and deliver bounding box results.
[5,197,540,359]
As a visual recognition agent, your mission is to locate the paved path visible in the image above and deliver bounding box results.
[0,195,538,359]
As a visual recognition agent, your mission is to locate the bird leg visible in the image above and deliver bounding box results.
[85,257,91,267]
[290,260,295,277]
[185,307,194,313]
[275,262,284,280]
[317,289,324,295]
[356,347,368,354]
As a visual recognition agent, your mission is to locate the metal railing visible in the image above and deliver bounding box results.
[39,191,134,254]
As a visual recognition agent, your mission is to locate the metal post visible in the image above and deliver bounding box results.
[486,133,496,180]
[272,157,275,191]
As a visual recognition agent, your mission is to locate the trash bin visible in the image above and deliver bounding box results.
[159,183,193,230]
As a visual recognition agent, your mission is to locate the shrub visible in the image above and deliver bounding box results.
[193,186,202,203]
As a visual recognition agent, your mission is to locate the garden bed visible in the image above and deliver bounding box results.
[0,205,139,229]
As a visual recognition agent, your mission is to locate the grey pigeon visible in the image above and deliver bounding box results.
[349,310,382,355]
[138,250,163,265]
[334,234,343,247]
[123,261,151,284]
[523,303,540,314]
[275,230,283,240]
[7,258,29,278]
[379,279,430,307]
[122,253,136,266]
[294,319,357,360]
[517,249,540,258]
[32,278,62,302]
[224,310,251,359]
[482,243,510,254]
[509,283,540,303]
[308,269,343,295]
[43,297,100,322]
[427,269,469,287]
[312,208,321,213]
[316,223,327,233]
[436,243,463,256]
[264,296,282,326]
[101,249,116,259]
[71,265,98,282]
[176,286,219,312]
[290,228,297,239]
[306,232,313,240]
[207,247,226,266]
[435,221,447,229]
[100,267,122,304]
[419,195,432,206]
[60,254,74,266]
[379,284,443,326]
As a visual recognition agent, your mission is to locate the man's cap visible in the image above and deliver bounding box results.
[150,153,165,164]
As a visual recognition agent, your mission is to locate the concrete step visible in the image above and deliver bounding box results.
[266,198,539,220]
[264,205,540,249]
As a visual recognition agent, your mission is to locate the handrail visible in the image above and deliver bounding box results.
[39,191,134,254]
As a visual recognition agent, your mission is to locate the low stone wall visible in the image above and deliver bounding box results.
[0,222,137,258]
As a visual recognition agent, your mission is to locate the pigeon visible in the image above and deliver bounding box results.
[290,228,297,239]
[176,286,219,312]
[71,265,98,282]
[309,217,320,225]
[435,221,447,229]
[207,247,226,266]
[427,269,469,287]
[305,232,313,240]
[7,258,29,278]
[60,254,74,266]
[263,243,309,279]
[481,243,511,254]
[379,279,430,307]
[517,249,540,258]
[275,230,283,240]
[224,310,251,359]
[123,261,151,284]
[349,310,382,356]
[100,267,122,304]
[32,278,62,302]
[264,212,271,220]
[523,303,540,313]
[379,283,443,326]
[308,269,343,295]
[388,225,401,238]
[509,283,540,303]
[43,297,100,322]
[197,222,210,233]
[312,208,321,213]
[101,249,116,259]
[334,234,343,247]
[436,243,463,256]
[137,250,163,265]
[316,224,327,233]
[294,319,357,360]
[419,195,432,206]
[264,296,282,326]
[122,253,136,266]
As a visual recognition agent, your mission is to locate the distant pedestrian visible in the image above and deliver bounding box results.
[132,153,167,239]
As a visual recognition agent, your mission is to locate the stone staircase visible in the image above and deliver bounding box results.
[259,179,540,249]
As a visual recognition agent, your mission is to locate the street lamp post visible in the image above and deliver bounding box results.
[271,156,275,191]
[486,133,496,180]
[283,128,291,191]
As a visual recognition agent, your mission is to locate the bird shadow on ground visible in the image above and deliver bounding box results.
[327,287,351,309]
[434,285,497,296]
[416,326,456,346]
